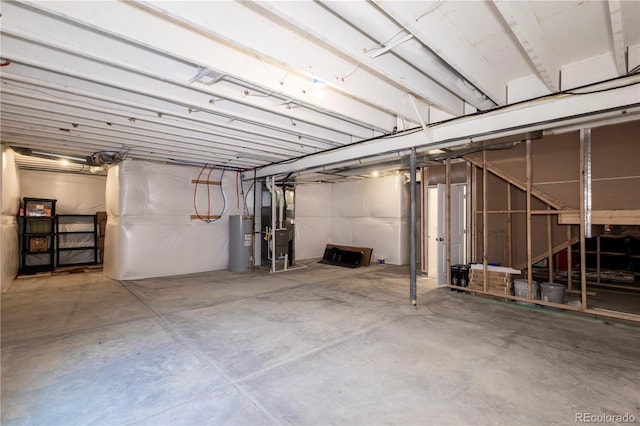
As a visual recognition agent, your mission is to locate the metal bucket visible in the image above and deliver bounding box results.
[513,279,539,306]
[540,282,566,310]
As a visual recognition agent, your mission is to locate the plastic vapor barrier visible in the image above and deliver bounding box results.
[294,183,332,260]
[104,160,246,280]
[1,148,21,292]
[20,170,107,214]
[296,175,410,265]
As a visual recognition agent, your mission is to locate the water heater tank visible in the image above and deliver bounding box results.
[229,215,253,273]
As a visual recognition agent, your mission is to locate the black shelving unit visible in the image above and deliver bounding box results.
[19,198,57,274]
[56,214,99,267]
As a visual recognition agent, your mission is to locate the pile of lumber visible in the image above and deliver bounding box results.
[469,264,520,296]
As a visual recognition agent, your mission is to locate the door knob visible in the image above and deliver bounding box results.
[436,237,444,241]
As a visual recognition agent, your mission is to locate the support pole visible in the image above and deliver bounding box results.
[269,177,277,274]
[410,147,417,306]
[446,159,451,286]
[579,129,589,310]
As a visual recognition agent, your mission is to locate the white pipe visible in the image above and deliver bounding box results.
[267,177,277,273]
[276,186,284,229]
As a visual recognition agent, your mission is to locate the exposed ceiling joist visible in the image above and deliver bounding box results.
[1,1,639,174]
[249,0,467,114]
[374,0,506,106]
[1,1,378,141]
[0,35,348,150]
[255,80,640,178]
[608,0,627,76]
[493,0,560,92]
[21,2,402,129]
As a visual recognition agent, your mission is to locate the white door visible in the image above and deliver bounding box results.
[427,184,466,285]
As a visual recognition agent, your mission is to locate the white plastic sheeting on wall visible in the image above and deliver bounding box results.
[294,183,332,260]
[296,174,410,265]
[104,160,247,280]
[20,170,107,214]
[1,147,21,292]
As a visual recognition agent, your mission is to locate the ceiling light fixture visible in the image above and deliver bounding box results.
[372,171,380,177]
[313,79,326,89]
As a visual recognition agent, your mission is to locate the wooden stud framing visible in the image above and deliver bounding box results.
[507,183,512,267]
[421,167,428,273]
[190,214,221,220]
[466,162,472,264]
[445,286,640,324]
[596,235,601,285]
[483,151,488,293]
[526,139,533,301]
[191,180,221,185]
[514,237,579,270]
[466,155,568,209]
[472,165,478,263]
[446,159,452,286]
[475,209,577,215]
[547,205,553,282]
[567,225,573,291]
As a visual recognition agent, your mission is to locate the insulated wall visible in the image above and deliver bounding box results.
[296,174,410,265]
[20,170,107,214]
[1,147,21,292]
[104,160,246,280]
[294,183,331,260]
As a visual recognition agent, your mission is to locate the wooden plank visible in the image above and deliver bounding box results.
[191,179,221,185]
[421,167,428,273]
[547,205,553,282]
[514,236,579,270]
[558,209,640,225]
[448,286,640,324]
[596,235,601,285]
[465,154,568,209]
[567,225,573,291]
[446,159,451,286]
[507,182,512,267]
[475,209,578,214]
[472,165,478,263]
[466,162,472,264]
[483,150,488,293]
[190,215,221,220]
[526,139,533,301]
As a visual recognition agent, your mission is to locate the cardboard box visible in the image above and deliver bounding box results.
[325,244,373,266]
[29,237,49,252]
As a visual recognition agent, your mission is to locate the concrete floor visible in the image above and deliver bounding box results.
[2,261,639,425]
